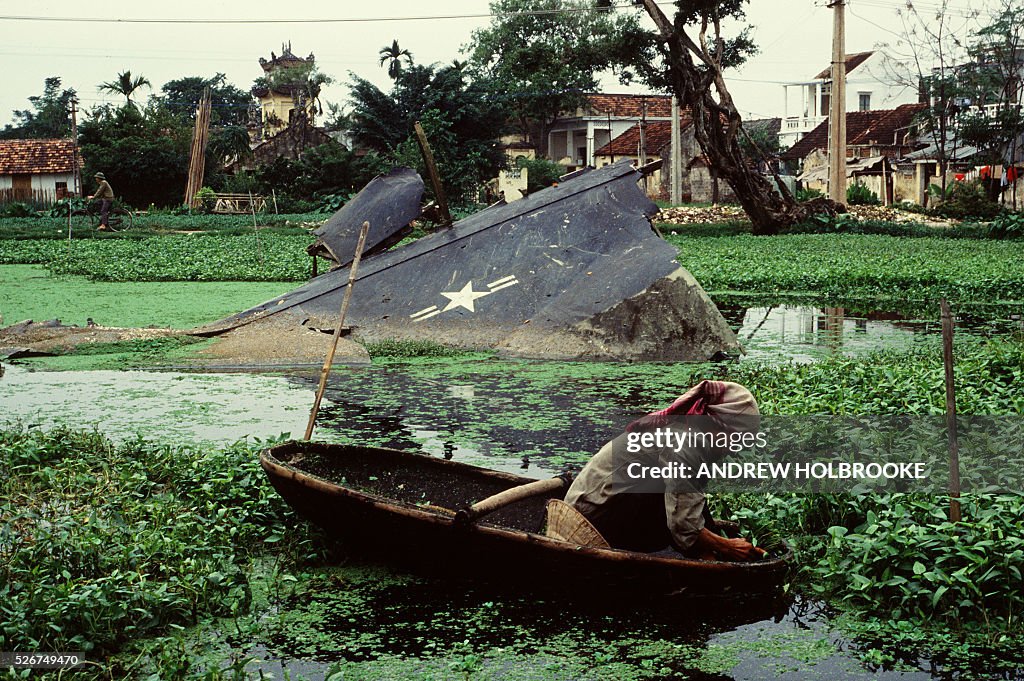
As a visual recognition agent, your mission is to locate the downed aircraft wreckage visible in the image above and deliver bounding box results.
[201,159,742,361]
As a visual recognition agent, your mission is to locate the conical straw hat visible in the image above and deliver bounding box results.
[545,499,610,549]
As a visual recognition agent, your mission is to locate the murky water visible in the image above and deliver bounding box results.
[0,365,315,445]
[721,300,1024,363]
[2,299,1021,679]
[3,300,1022,470]
[184,564,935,680]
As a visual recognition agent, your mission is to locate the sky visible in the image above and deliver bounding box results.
[1,0,991,128]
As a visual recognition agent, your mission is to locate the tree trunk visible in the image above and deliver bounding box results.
[640,1,842,234]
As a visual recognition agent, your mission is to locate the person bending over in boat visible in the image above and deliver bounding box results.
[564,380,766,562]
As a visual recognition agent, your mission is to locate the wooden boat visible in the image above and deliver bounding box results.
[261,440,793,596]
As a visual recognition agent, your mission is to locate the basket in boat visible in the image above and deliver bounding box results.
[545,499,610,549]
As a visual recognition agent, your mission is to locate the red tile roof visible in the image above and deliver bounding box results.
[594,119,689,157]
[814,51,875,80]
[586,93,673,118]
[780,103,927,161]
[0,139,78,174]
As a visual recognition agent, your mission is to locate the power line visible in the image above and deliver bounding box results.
[852,0,981,19]
[0,3,672,25]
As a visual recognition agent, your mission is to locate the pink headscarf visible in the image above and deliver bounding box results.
[626,380,759,432]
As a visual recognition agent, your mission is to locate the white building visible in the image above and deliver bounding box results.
[546,94,672,171]
[780,51,919,149]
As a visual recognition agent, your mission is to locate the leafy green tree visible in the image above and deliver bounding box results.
[515,156,563,193]
[251,142,386,205]
[98,70,152,107]
[157,74,252,126]
[0,76,76,139]
[348,62,507,205]
[77,103,191,207]
[322,102,353,134]
[464,0,647,150]
[379,40,414,80]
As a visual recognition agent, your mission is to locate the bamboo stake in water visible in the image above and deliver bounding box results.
[304,221,371,440]
[249,190,263,267]
[941,299,962,522]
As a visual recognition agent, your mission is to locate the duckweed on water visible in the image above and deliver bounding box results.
[0,264,292,329]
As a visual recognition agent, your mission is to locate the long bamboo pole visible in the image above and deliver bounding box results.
[941,299,962,522]
[184,87,212,207]
[304,221,371,440]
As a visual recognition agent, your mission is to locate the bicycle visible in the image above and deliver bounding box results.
[68,200,134,232]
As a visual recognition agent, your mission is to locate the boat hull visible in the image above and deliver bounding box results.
[261,441,792,597]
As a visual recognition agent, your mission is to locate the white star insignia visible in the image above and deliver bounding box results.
[440,281,491,312]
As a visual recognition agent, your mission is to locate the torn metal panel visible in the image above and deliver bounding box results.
[306,167,424,266]
[203,160,741,361]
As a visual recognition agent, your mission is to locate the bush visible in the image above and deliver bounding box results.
[796,187,824,202]
[931,180,1001,220]
[271,194,316,214]
[0,202,38,218]
[218,170,259,195]
[48,197,87,217]
[988,211,1024,239]
[193,187,217,213]
[316,192,352,214]
[846,183,880,206]
[515,156,563,194]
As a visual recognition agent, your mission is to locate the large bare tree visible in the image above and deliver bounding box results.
[876,0,978,200]
[638,0,839,234]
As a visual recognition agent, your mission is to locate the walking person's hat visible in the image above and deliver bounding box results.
[94,172,106,180]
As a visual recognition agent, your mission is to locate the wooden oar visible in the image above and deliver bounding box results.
[304,220,370,440]
[454,477,567,526]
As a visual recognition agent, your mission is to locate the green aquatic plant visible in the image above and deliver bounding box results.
[0,428,304,660]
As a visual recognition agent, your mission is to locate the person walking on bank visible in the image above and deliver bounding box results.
[88,172,114,232]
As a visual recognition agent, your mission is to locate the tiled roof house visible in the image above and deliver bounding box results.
[547,93,673,170]
[780,103,927,164]
[0,138,80,205]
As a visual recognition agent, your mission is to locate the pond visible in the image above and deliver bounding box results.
[3,298,1023,473]
[720,298,1024,363]
[2,297,1020,679]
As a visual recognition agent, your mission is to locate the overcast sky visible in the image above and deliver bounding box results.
[2,0,990,128]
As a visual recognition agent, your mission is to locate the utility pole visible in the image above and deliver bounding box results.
[828,0,847,205]
[69,96,81,197]
[671,95,682,204]
[639,98,648,194]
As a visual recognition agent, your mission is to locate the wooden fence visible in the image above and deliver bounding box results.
[0,188,63,209]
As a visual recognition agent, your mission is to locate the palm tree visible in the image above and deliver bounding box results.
[378,40,413,80]
[98,70,152,106]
